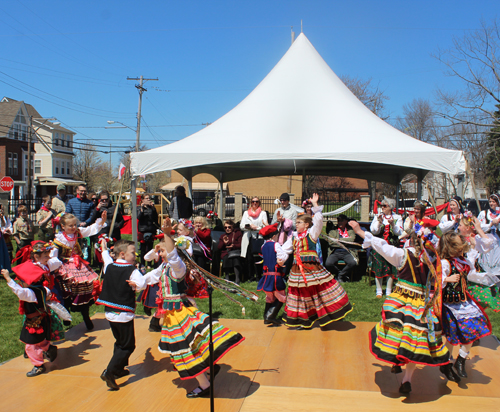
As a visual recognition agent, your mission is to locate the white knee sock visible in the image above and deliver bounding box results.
[375,278,383,295]
[195,372,210,390]
[402,363,416,383]
[386,277,393,295]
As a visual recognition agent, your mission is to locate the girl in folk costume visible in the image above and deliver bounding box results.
[478,194,500,241]
[257,223,286,325]
[369,197,403,297]
[438,229,492,379]
[137,237,164,332]
[458,213,500,312]
[176,219,209,305]
[51,211,107,331]
[2,242,64,377]
[277,194,352,329]
[438,196,464,235]
[349,220,460,394]
[131,218,245,399]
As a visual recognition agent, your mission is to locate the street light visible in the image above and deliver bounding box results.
[106,120,136,133]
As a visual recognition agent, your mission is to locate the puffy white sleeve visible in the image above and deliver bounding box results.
[362,232,405,268]
[277,236,293,258]
[478,211,491,233]
[438,215,455,234]
[309,206,324,241]
[442,259,451,287]
[392,215,404,236]
[166,248,186,280]
[102,250,114,272]
[47,257,62,272]
[142,265,163,285]
[79,218,107,238]
[7,280,37,302]
[474,234,495,254]
[144,249,159,262]
[370,216,382,235]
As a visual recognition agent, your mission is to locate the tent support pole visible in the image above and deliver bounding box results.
[187,179,193,203]
[417,172,423,200]
[302,168,306,199]
[131,177,138,249]
[218,173,224,220]
[395,176,400,212]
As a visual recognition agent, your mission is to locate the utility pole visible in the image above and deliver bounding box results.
[28,116,32,199]
[127,76,158,152]
[127,75,158,249]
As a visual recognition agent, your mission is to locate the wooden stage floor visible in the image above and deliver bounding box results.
[1,313,499,412]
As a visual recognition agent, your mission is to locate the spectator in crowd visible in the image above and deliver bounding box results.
[0,204,13,261]
[218,220,243,285]
[13,205,34,248]
[138,193,159,266]
[240,197,268,281]
[51,184,69,214]
[169,185,193,220]
[66,184,95,227]
[193,216,212,271]
[325,214,357,283]
[271,193,297,275]
[92,190,124,241]
[36,195,55,242]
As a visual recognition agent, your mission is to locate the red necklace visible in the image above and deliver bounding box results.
[62,232,77,242]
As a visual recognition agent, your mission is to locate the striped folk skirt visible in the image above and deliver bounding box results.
[368,250,397,279]
[284,262,352,328]
[56,261,98,306]
[369,279,449,366]
[158,304,244,380]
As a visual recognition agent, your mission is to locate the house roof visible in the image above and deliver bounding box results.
[130,33,466,185]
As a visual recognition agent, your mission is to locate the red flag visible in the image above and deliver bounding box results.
[118,163,126,180]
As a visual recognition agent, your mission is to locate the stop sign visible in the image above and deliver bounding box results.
[0,176,14,192]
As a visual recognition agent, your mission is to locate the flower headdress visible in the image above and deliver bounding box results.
[462,210,474,227]
[31,241,53,254]
[178,218,194,231]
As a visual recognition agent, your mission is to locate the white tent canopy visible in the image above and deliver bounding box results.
[131,33,465,185]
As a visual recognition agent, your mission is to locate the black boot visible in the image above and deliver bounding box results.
[149,316,162,332]
[81,305,94,331]
[43,345,58,363]
[268,301,283,325]
[440,363,461,382]
[264,303,273,324]
[454,355,468,378]
[144,306,152,316]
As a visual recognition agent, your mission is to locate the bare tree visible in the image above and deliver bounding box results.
[73,142,102,191]
[396,98,440,143]
[340,74,389,118]
[433,19,500,130]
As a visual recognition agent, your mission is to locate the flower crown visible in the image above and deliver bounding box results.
[179,218,194,230]
[463,210,474,226]
[32,241,53,254]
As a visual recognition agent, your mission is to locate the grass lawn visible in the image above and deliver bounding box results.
[2,276,499,364]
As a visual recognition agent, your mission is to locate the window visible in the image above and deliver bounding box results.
[7,153,13,175]
[55,161,59,175]
[35,159,41,174]
[61,134,65,147]
[21,126,27,141]
[61,162,65,174]
[13,153,18,175]
[14,124,20,139]
[55,133,59,146]
[66,162,70,175]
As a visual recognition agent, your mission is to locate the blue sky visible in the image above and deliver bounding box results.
[0,1,497,166]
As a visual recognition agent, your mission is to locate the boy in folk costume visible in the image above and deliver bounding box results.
[130,218,245,398]
[2,241,62,377]
[257,223,286,325]
[97,239,145,391]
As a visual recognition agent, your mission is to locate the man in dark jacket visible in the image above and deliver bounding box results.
[66,184,95,227]
[138,193,159,265]
[168,185,193,220]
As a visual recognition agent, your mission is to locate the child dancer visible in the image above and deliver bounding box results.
[51,211,107,330]
[97,239,145,390]
[257,223,286,325]
[277,193,352,329]
[438,229,493,379]
[369,197,403,297]
[457,214,500,312]
[176,219,208,305]
[2,241,62,377]
[350,220,459,394]
[132,218,245,398]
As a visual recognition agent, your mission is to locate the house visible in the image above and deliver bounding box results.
[0,97,36,197]
[0,97,82,199]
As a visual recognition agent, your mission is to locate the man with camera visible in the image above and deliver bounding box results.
[138,193,159,266]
